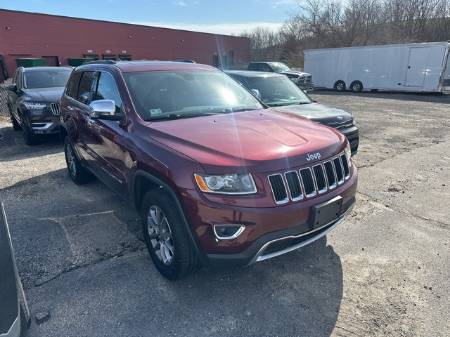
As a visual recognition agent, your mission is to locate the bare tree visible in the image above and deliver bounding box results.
[243,0,450,67]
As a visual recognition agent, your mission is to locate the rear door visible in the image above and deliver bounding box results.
[406,47,429,87]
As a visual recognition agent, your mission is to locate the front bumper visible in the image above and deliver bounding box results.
[340,126,359,155]
[205,195,355,267]
[181,167,357,267]
[30,121,61,134]
[298,83,314,92]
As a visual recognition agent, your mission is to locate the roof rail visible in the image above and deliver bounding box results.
[84,60,116,65]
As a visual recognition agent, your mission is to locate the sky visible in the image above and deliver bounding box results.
[0,0,300,35]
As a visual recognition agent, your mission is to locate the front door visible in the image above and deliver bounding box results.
[406,47,429,87]
[85,71,130,195]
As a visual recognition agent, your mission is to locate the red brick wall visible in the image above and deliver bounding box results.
[0,10,251,77]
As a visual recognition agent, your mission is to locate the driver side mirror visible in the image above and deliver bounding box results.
[251,89,261,100]
[89,100,121,120]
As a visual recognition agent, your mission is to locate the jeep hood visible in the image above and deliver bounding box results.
[273,103,353,126]
[147,109,345,171]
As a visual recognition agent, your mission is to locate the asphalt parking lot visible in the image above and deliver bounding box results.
[0,91,449,337]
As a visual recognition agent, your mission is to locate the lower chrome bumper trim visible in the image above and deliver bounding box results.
[250,204,353,264]
[31,122,54,130]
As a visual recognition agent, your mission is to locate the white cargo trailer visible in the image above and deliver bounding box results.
[304,42,450,93]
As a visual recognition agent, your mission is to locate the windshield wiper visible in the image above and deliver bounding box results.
[268,101,311,107]
[230,107,261,113]
[144,112,221,121]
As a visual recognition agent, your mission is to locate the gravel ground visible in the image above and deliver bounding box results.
[0,91,449,337]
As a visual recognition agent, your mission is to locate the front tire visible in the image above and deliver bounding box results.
[9,107,21,131]
[22,121,38,146]
[141,190,199,280]
[64,137,95,185]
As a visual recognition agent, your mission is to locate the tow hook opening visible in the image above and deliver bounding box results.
[213,225,245,240]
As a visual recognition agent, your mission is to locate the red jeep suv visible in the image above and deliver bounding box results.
[60,61,357,280]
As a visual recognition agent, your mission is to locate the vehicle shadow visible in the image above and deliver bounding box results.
[175,238,343,337]
[4,168,342,337]
[0,123,63,162]
[312,89,450,104]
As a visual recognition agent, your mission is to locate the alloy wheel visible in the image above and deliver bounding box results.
[147,205,175,265]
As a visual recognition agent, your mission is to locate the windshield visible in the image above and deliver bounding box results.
[270,62,291,72]
[124,70,263,121]
[24,69,72,89]
[244,75,312,107]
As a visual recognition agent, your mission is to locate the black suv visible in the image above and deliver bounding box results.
[227,70,359,155]
[6,66,72,145]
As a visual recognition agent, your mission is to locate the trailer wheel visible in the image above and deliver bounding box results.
[334,80,346,92]
[350,81,363,93]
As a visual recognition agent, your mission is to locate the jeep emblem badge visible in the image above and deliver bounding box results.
[306,152,322,162]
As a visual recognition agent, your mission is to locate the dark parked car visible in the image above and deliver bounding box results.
[248,61,313,91]
[6,66,72,145]
[60,61,357,280]
[0,202,31,337]
[226,70,359,155]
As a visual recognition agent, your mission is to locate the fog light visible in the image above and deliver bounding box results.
[213,225,245,240]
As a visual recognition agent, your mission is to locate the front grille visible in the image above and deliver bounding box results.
[313,165,327,193]
[49,103,60,116]
[285,171,303,201]
[341,154,350,178]
[324,161,336,188]
[267,151,351,204]
[268,174,288,204]
[300,168,316,197]
[333,157,344,184]
[336,122,354,130]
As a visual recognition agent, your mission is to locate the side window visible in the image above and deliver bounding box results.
[65,72,82,99]
[77,71,98,105]
[261,64,272,72]
[248,63,257,71]
[94,72,123,115]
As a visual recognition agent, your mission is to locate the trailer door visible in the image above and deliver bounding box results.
[405,47,429,87]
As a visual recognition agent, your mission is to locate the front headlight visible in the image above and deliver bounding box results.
[194,173,257,195]
[345,142,352,167]
[23,102,47,110]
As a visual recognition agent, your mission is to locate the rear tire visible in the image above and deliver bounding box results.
[334,80,346,92]
[350,81,363,93]
[11,114,21,131]
[141,190,199,280]
[64,137,95,185]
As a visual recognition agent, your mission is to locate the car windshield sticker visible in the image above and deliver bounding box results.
[150,108,163,116]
